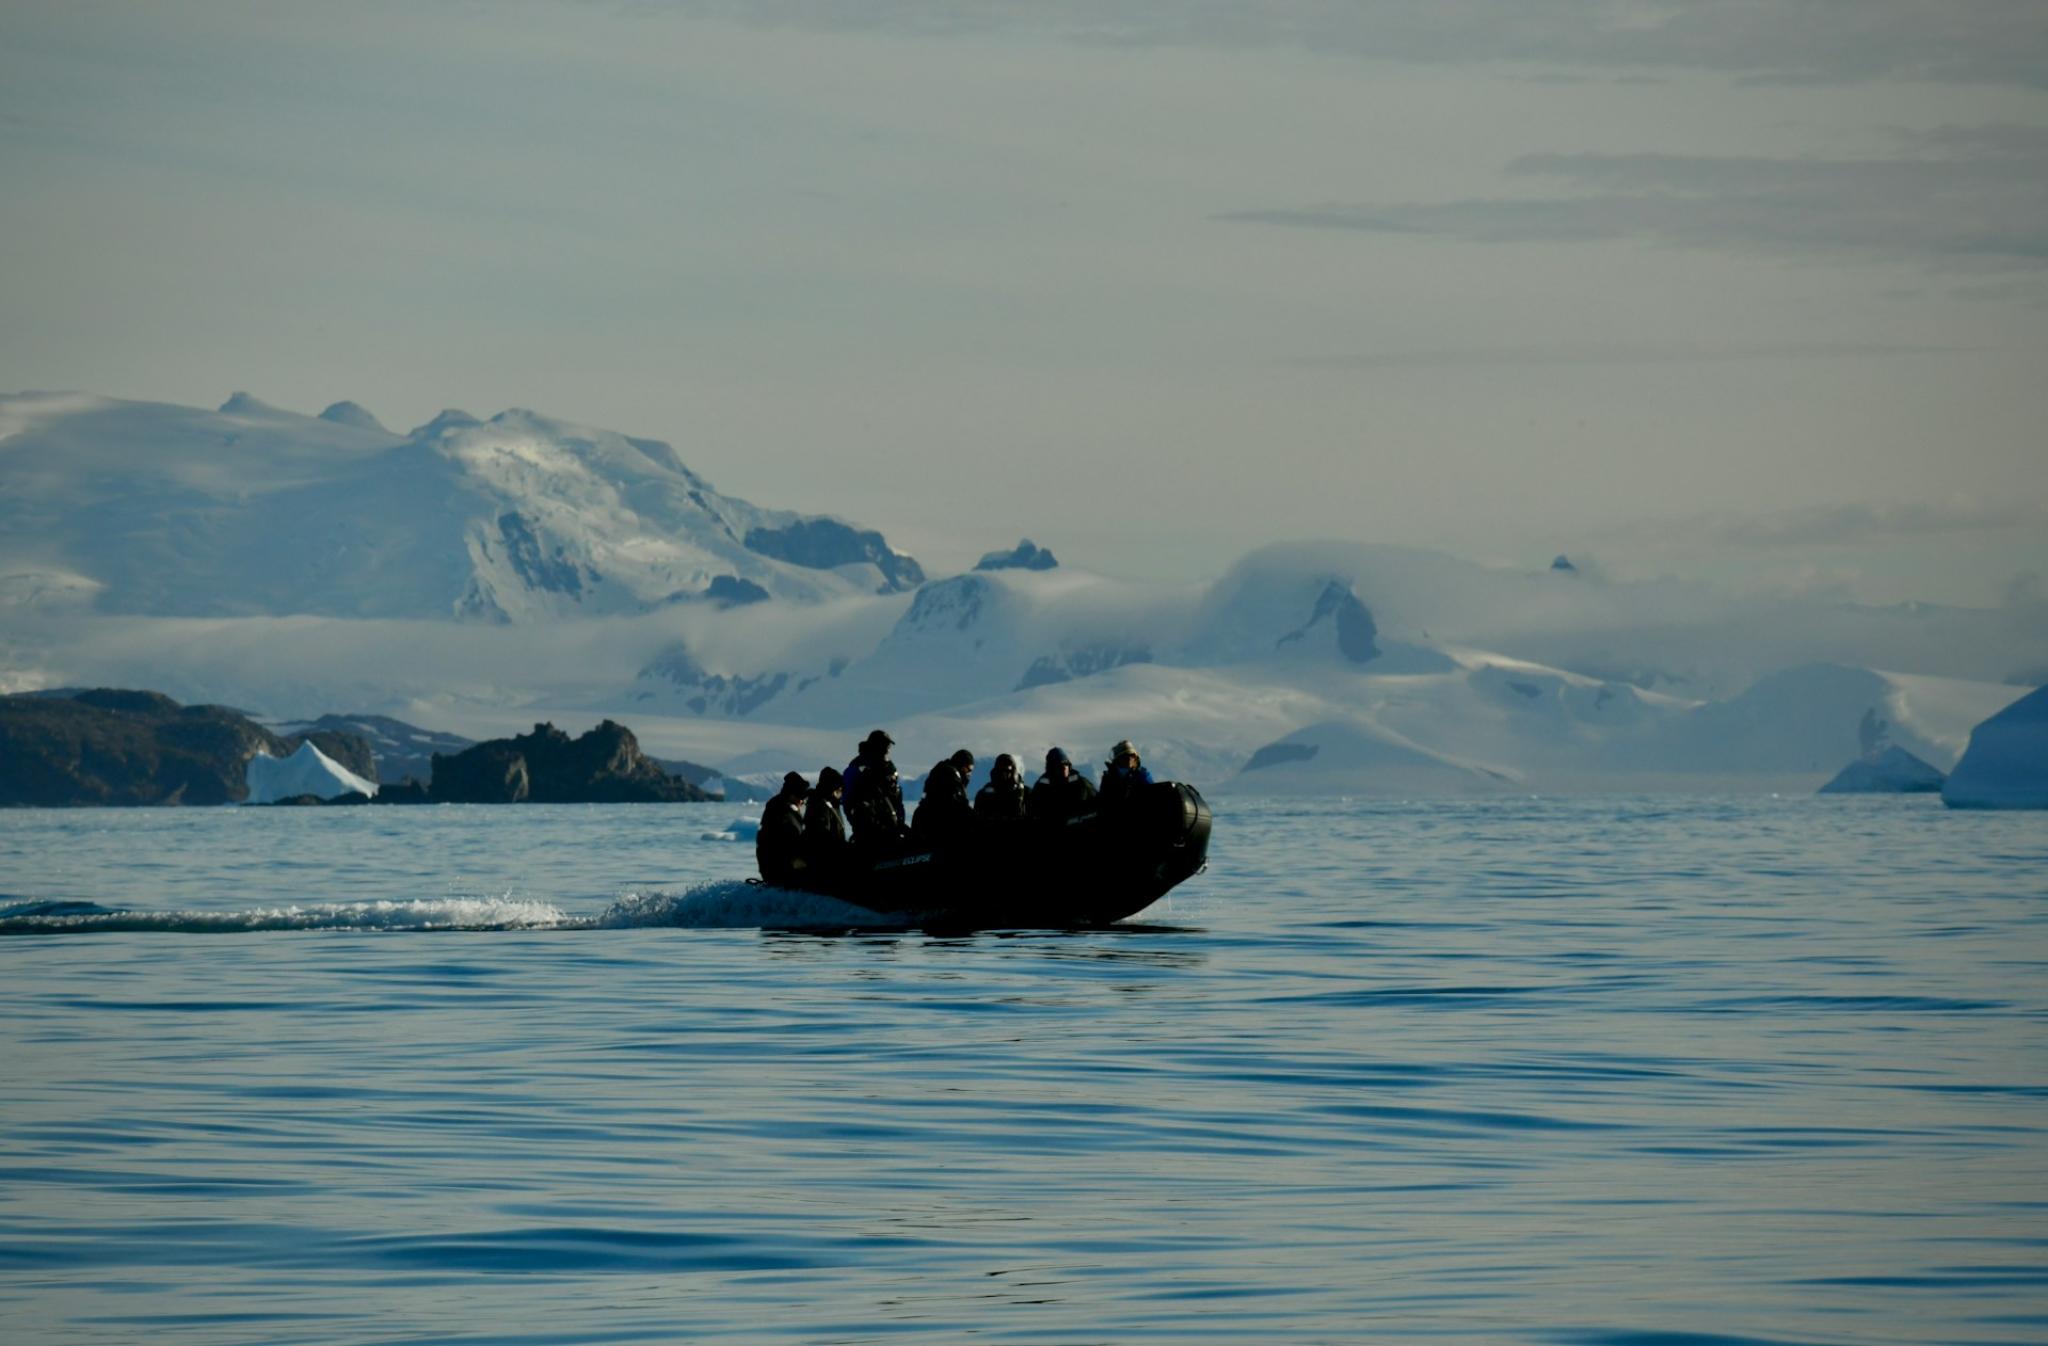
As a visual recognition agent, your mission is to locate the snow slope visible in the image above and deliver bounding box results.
[0,393,923,622]
[7,391,2047,796]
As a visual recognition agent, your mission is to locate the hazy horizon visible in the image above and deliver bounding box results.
[4,2,2046,605]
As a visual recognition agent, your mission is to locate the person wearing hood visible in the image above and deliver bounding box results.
[1029,746,1097,824]
[975,752,1029,823]
[1097,738,1155,807]
[803,766,850,880]
[756,770,809,887]
[913,749,976,847]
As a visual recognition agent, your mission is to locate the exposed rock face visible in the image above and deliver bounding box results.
[1276,580,1380,666]
[0,688,292,805]
[975,539,1058,572]
[743,518,925,593]
[901,575,988,632]
[637,645,792,717]
[370,777,433,805]
[428,720,712,803]
[493,512,589,598]
[704,575,770,607]
[1016,643,1153,692]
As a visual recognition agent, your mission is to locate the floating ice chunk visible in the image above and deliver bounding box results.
[1942,684,2048,810]
[1818,745,1946,794]
[245,740,379,804]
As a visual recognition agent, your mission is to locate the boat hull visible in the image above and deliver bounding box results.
[793,781,1211,928]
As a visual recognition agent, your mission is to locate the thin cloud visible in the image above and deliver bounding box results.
[1704,499,2048,549]
[1220,125,2048,271]
[637,1,2048,88]
[1285,341,1976,371]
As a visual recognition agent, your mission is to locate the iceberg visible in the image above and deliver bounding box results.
[1818,746,1946,795]
[245,741,379,804]
[1942,685,2048,810]
[1230,718,1517,796]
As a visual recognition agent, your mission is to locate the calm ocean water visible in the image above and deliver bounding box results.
[3,794,2045,1345]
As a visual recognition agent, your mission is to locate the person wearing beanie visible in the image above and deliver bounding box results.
[975,752,1028,823]
[1029,745,1097,824]
[913,748,976,847]
[756,770,809,887]
[802,766,849,881]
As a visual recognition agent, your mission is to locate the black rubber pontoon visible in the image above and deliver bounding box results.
[791,780,1211,927]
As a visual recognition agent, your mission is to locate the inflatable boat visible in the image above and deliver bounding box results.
[787,780,1211,928]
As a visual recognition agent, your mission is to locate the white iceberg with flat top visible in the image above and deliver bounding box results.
[245,741,379,803]
[1942,685,2048,810]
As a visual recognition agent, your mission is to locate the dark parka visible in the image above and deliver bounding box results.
[756,778,808,886]
[846,767,909,852]
[912,757,974,846]
[804,772,849,876]
[974,776,1028,822]
[1029,749,1097,824]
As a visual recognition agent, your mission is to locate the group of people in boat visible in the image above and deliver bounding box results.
[756,729,1155,888]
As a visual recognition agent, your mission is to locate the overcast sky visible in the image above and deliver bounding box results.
[3,1,2044,604]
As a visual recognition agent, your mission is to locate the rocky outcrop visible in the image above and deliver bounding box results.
[704,575,770,607]
[428,720,713,803]
[742,518,924,593]
[1016,642,1153,692]
[901,575,989,633]
[0,688,337,806]
[637,645,793,717]
[976,539,1058,572]
[1276,580,1380,666]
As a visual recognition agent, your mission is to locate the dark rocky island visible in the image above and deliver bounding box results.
[0,689,373,806]
[429,720,714,803]
[3,690,719,806]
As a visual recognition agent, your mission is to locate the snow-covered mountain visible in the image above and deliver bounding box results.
[5,390,2043,795]
[0,392,923,622]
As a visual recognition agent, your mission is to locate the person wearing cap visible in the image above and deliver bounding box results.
[975,752,1029,823]
[1097,739,1155,807]
[803,766,849,881]
[841,729,893,802]
[1029,745,1097,824]
[842,729,906,836]
[847,761,910,857]
[913,748,976,847]
[756,770,810,887]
